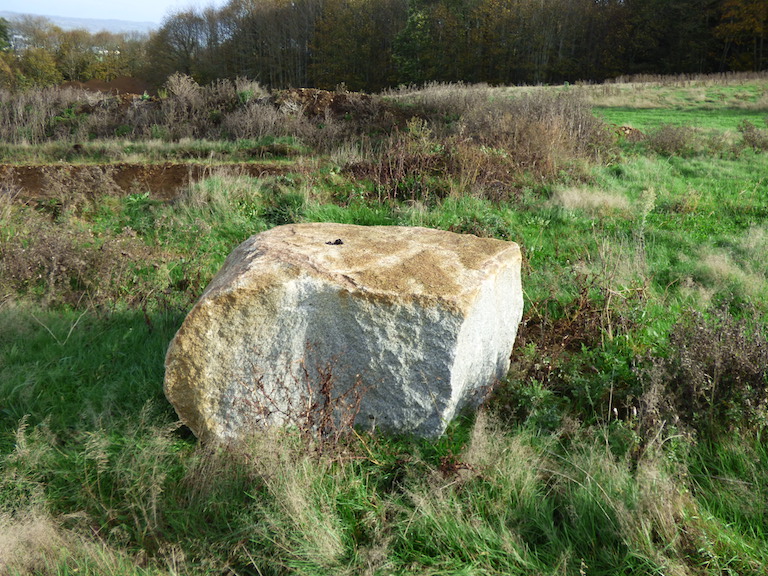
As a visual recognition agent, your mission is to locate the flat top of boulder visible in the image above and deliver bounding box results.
[204,223,520,313]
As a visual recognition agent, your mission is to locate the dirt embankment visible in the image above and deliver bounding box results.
[1,163,293,202]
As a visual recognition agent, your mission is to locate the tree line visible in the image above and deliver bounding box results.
[1,0,766,92]
[0,16,147,89]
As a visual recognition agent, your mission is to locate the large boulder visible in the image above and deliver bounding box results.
[164,223,523,442]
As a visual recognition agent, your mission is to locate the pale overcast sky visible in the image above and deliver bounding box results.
[2,0,228,24]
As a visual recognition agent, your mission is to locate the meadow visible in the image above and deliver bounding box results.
[1,73,768,575]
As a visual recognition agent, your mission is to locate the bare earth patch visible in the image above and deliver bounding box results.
[0,163,292,202]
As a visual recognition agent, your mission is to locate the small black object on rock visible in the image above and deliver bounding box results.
[325,239,344,245]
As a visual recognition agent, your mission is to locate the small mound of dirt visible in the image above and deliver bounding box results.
[272,88,376,118]
[614,124,645,142]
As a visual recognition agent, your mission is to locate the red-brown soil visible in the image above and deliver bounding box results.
[1,163,293,202]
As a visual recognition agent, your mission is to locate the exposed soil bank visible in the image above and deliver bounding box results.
[1,163,294,201]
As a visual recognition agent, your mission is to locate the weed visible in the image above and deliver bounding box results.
[646,124,703,157]
[551,186,632,218]
[229,346,366,453]
[641,306,768,438]
[737,119,768,151]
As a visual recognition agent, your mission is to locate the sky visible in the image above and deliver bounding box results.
[2,0,229,24]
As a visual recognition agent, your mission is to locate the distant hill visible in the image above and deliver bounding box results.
[0,10,155,34]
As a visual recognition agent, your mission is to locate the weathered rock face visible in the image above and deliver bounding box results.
[164,223,523,442]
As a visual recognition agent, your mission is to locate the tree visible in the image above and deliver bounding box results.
[56,29,97,81]
[465,0,524,84]
[18,47,64,87]
[146,9,208,83]
[0,18,10,51]
[617,0,718,75]
[393,6,431,84]
[216,0,321,88]
[310,0,407,91]
[393,0,477,84]
[716,0,768,70]
[80,31,137,81]
[8,15,62,51]
[578,0,633,80]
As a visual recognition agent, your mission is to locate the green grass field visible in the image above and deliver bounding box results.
[594,106,767,133]
[1,75,767,575]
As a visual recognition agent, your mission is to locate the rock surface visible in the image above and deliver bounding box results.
[164,223,524,441]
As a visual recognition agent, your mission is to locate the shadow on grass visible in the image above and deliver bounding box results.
[0,306,186,442]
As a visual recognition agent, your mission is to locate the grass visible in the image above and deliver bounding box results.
[1,75,768,575]
[586,74,768,141]
[0,306,180,435]
[594,106,767,134]
[0,137,307,165]
[578,74,768,110]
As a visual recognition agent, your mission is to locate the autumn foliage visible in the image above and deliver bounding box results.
[2,0,768,92]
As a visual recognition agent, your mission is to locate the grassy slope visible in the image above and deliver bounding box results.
[1,77,768,575]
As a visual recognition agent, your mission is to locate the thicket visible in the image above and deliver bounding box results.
[0,75,385,145]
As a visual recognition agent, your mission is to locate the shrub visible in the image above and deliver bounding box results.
[385,82,492,121]
[460,90,614,182]
[0,86,97,144]
[347,118,449,202]
[492,263,646,431]
[347,89,613,201]
[640,306,768,437]
[0,206,170,308]
[645,124,702,157]
[737,119,768,151]
[221,101,282,139]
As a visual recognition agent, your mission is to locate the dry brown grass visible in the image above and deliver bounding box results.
[0,512,69,574]
[551,186,632,217]
[0,510,165,576]
[577,71,768,109]
[694,246,768,305]
[385,82,493,119]
[463,411,543,493]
